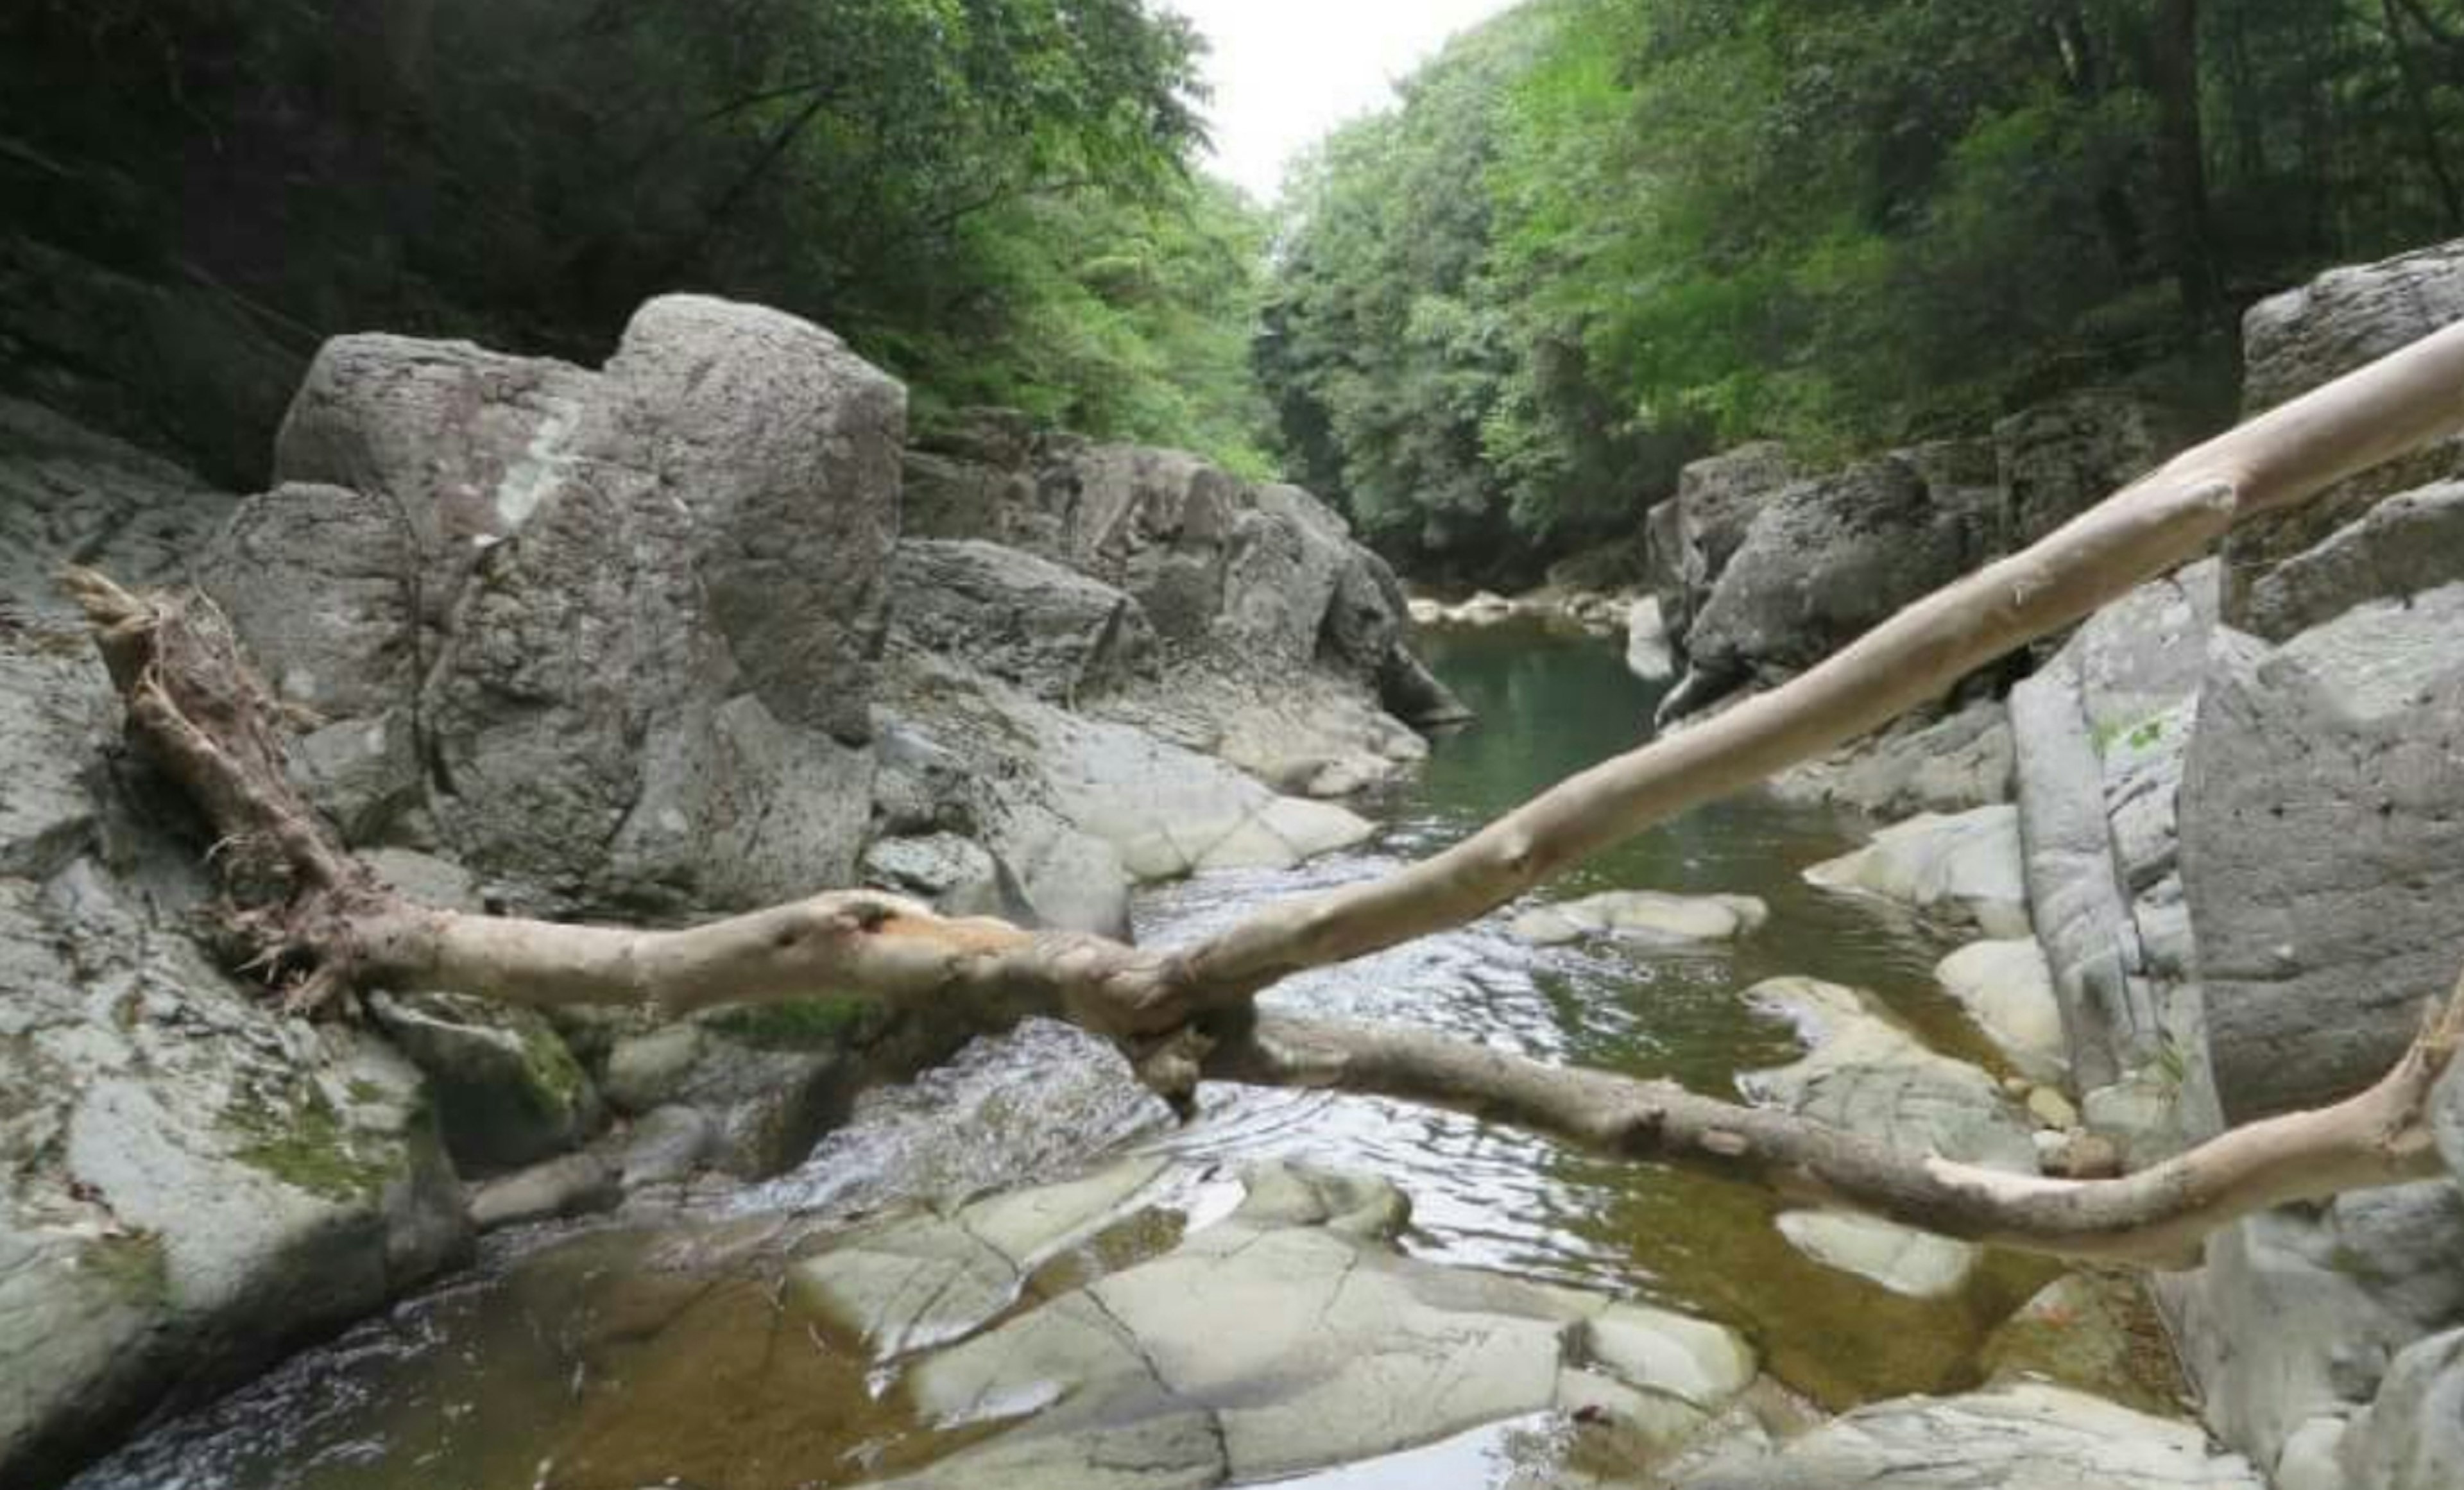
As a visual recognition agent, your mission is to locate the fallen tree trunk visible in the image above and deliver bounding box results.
[64,314,2464,1268]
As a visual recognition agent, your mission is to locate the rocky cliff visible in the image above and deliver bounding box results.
[0,295,1462,1486]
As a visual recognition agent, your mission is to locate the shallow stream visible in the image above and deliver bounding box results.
[73,622,2059,1490]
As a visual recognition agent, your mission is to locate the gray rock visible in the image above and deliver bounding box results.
[617,1104,717,1190]
[1676,1383,2262,1489]
[1682,452,1990,700]
[2227,241,2464,622]
[1659,441,1799,647]
[0,634,466,1489]
[2340,1326,2464,1490]
[239,296,896,916]
[1803,805,2031,938]
[1738,977,2036,1296]
[1935,938,2067,1084]
[0,396,237,613]
[1771,697,2015,819]
[1509,891,1767,948]
[2168,1183,2464,1475]
[2180,585,2464,1122]
[1626,596,1677,684]
[2245,480,2464,642]
[466,1151,619,1231]
[860,832,1036,923]
[368,992,600,1174]
[860,1162,1756,1486]
[1994,389,2177,551]
[889,540,1155,705]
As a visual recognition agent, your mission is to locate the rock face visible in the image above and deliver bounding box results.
[2180,583,2464,1123]
[887,540,1156,705]
[2225,239,2464,622]
[1992,389,2177,551]
[2008,560,2218,1093]
[1676,1383,2263,1489]
[1771,697,2015,819]
[0,397,237,612]
[0,625,468,1488]
[886,417,1467,776]
[830,1161,1759,1489]
[202,295,898,917]
[2243,479,2464,642]
[1652,441,1798,649]
[1679,450,1994,705]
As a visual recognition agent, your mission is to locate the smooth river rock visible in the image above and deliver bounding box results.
[1934,938,2067,1084]
[848,1162,1758,1489]
[1675,1383,2263,1489]
[1509,891,1768,948]
[1803,805,2030,938]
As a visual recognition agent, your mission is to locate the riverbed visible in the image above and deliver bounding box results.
[71,621,2058,1490]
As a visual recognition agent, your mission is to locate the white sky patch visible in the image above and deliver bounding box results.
[1167,0,1521,203]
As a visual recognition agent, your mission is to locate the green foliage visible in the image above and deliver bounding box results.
[0,0,1266,468]
[1262,0,2464,578]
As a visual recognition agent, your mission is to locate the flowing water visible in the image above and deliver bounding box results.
[73,621,2058,1490]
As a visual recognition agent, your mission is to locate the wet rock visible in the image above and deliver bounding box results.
[1739,978,2035,1297]
[1981,1273,2184,1416]
[466,1151,619,1231]
[1934,939,2066,1084]
[2244,479,2464,642]
[1675,1383,2262,1488]
[1771,1213,1979,1301]
[617,1105,717,1190]
[367,992,600,1174]
[1772,698,2015,819]
[1626,596,1676,684]
[2227,241,2464,622]
[849,1163,1757,1487]
[2180,583,2464,1122]
[790,1156,1176,1356]
[2025,1086,2080,1131]
[1803,805,2030,938]
[1509,891,1767,948]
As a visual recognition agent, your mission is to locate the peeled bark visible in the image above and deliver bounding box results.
[64,314,2464,1267]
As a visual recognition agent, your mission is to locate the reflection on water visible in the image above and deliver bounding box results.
[72,621,2049,1490]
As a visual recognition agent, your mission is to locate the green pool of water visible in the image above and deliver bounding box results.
[73,621,2097,1490]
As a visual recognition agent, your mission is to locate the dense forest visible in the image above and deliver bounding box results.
[0,0,1272,477]
[5,1,2464,574]
[1264,0,2464,575]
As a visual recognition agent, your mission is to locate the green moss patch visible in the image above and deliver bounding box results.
[704,997,883,1052]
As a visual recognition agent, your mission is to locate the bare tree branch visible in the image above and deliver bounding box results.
[60,314,2464,1266]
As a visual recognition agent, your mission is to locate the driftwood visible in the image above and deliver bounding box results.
[64,314,2464,1269]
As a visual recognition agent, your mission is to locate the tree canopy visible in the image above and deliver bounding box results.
[0,0,1272,473]
[1261,0,2464,577]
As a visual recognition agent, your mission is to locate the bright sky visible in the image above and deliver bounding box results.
[1166,0,1521,203]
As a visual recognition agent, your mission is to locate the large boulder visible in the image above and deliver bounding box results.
[1993,389,2179,551]
[2179,583,2464,1123]
[1770,697,2015,819]
[0,626,467,1489]
[2338,1327,2464,1489]
[1679,450,1993,704]
[2225,240,2464,622]
[2243,479,2464,642]
[1654,441,1798,647]
[198,295,900,916]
